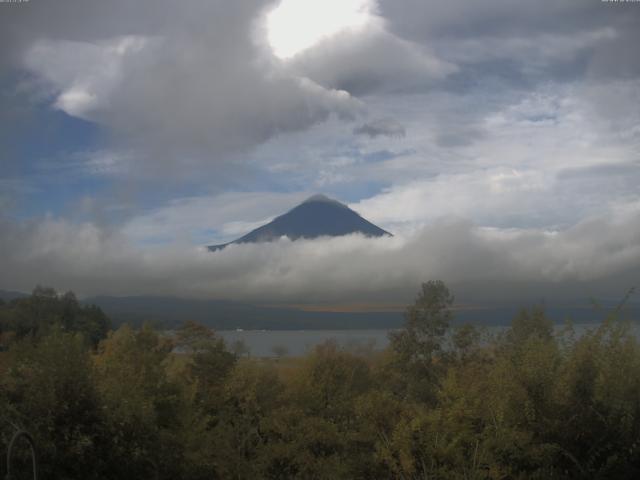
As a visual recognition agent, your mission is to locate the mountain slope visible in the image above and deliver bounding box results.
[208,194,391,251]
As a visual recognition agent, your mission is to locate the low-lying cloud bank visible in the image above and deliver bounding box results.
[1,209,638,304]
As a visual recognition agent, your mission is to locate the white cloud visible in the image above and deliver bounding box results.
[121,191,311,245]
[19,2,363,172]
[13,0,457,179]
[1,209,639,303]
[242,81,639,235]
[351,164,640,235]
[2,0,639,309]
[25,36,152,120]
[266,0,376,59]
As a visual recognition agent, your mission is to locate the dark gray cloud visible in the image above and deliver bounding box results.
[378,0,631,44]
[287,23,456,95]
[378,0,640,86]
[3,0,637,180]
[1,0,361,176]
[353,118,405,139]
[1,0,639,306]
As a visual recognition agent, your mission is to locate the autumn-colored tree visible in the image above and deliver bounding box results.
[1,327,103,479]
[94,324,184,479]
[387,280,454,403]
[2,282,640,479]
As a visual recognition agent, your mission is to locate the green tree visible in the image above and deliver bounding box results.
[269,341,376,479]
[1,327,104,479]
[208,362,284,479]
[388,280,454,402]
[0,286,110,347]
[94,324,184,479]
[174,321,237,412]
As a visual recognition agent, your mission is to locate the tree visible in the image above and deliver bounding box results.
[1,327,104,479]
[387,280,454,402]
[291,340,371,421]
[451,323,482,363]
[503,305,553,349]
[207,362,285,479]
[174,321,237,412]
[264,341,375,479]
[94,324,184,479]
[0,287,110,347]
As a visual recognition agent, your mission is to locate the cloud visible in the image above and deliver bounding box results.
[350,164,640,235]
[353,118,405,139]
[287,22,457,95]
[1,0,639,307]
[3,0,637,187]
[3,0,365,177]
[22,36,360,172]
[435,28,617,79]
[265,0,376,59]
[24,36,151,120]
[1,208,638,303]
[379,0,640,89]
[7,0,459,178]
[121,191,311,245]
[247,80,639,221]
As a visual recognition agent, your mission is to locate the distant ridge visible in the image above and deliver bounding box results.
[0,289,29,301]
[208,194,391,251]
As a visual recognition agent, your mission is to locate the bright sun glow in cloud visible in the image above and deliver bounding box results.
[266,0,375,59]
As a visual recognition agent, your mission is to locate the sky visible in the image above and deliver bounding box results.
[1,0,639,303]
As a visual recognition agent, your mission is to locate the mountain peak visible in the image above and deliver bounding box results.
[300,194,350,211]
[303,193,342,205]
[208,194,391,251]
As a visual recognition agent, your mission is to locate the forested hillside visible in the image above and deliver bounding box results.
[1,283,639,479]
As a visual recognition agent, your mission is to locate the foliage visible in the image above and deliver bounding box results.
[0,327,104,479]
[0,286,110,347]
[387,280,455,403]
[93,323,185,479]
[1,283,640,479]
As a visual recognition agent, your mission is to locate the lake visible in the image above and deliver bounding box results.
[219,321,640,357]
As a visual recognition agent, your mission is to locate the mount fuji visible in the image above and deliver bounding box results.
[208,194,391,251]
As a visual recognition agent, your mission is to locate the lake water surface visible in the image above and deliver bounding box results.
[218,322,640,357]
